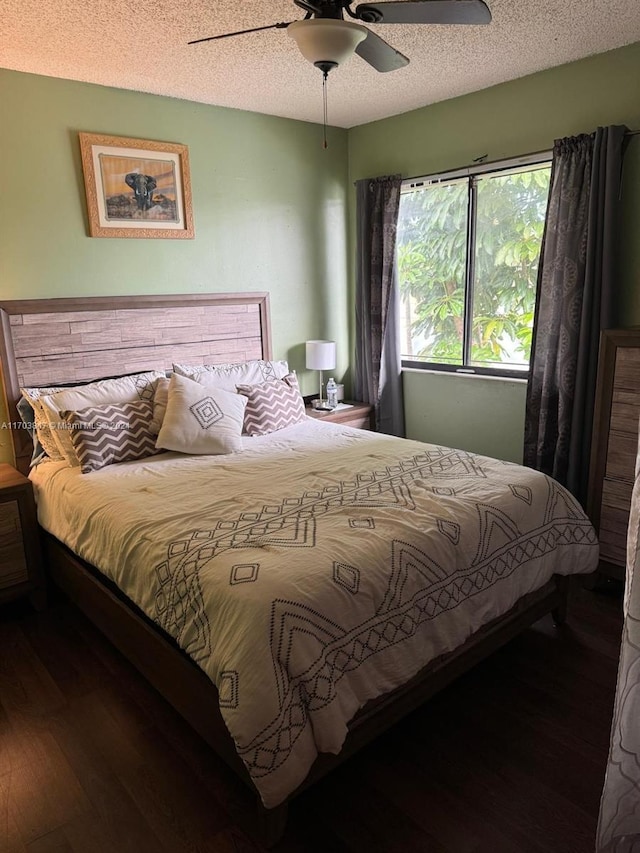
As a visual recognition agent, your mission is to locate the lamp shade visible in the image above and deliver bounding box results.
[306,340,336,371]
[288,19,367,69]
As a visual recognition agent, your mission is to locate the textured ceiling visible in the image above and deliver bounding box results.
[2,0,639,128]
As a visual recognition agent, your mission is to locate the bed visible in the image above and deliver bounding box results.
[0,293,600,844]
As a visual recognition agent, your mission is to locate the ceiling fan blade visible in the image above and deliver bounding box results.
[356,29,409,72]
[188,21,293,46]
[355,1,491,25]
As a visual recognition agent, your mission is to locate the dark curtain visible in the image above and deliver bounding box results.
[523,125,627,505]
[354,175,405,436]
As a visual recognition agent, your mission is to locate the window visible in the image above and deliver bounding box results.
[397,155,551,377]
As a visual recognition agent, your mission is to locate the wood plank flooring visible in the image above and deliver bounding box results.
[0,582,623,853]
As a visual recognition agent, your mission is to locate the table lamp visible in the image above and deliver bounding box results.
[306,340,336,409]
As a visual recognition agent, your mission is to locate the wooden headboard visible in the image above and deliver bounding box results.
[0,293,272,473]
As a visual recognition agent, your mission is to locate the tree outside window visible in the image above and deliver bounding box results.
[397,160,551,376]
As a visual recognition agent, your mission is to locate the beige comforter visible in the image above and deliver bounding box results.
[31,419,599,807]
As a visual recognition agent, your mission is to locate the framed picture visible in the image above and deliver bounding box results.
[79,132,194,239]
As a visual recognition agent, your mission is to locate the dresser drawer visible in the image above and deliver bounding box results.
[614,347,640,391]
[588,331,640,581]
[598,503,629,567]
[0,499,28,587]
[601,477,633,513]
[0,463,45,606]
[604,430,638,483]
[610,401,640,435]
[0,499,22,541]
[306,402,374,431]
[340,414,372,430]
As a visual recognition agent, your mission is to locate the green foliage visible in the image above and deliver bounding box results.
[397,166,550,368]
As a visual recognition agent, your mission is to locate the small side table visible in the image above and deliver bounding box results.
[0,463,46,610]
[305,401,374,431]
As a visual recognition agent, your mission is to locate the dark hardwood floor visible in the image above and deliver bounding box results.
[0,581,623,853]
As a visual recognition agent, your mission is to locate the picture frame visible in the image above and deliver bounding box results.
[79,132,194,239]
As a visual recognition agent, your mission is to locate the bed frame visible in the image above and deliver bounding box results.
[0,294,570,845]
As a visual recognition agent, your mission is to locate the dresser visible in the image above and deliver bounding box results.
[0,463,45,608]
[588,329,640,581]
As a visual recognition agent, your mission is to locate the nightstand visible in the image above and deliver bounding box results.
[306,401,374,431]
[0,463,45,609]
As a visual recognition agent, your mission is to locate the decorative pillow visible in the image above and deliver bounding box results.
[156,373,247,455]
[61,400,158,474]
[236,373,306,436]
[150,376,170,434]
[17,395,48,466]
[173,359,289,392]
[39,371,165,466]
[20,385,69,461]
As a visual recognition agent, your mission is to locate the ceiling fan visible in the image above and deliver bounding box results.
[189,0,492,75]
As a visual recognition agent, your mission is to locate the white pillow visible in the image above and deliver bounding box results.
[172,358,289,392]
[156,373,247,455]
[150,376,170,434]
[39,371,165,466]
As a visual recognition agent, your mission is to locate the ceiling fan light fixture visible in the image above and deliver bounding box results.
[288,19,368,70]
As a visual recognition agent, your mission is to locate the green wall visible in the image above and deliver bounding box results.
[0,70,349,464]
[349,42,640,462]
[403,370,528,462]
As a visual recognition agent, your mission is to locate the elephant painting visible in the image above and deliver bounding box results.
[125,173,157,211]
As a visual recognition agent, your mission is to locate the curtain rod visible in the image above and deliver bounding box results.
[354,130,639,187]
[400,130,639,184]
[402,149,551,187]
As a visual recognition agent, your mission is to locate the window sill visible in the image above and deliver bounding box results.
[402,366,528,384]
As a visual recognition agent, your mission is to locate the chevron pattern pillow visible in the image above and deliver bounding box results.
[61,399,158,473]
[39,370,165,467]
[237,373,306,436]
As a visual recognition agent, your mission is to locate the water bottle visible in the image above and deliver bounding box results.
[326,377,338,409]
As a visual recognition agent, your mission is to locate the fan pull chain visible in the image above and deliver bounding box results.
[322,69,329,149]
